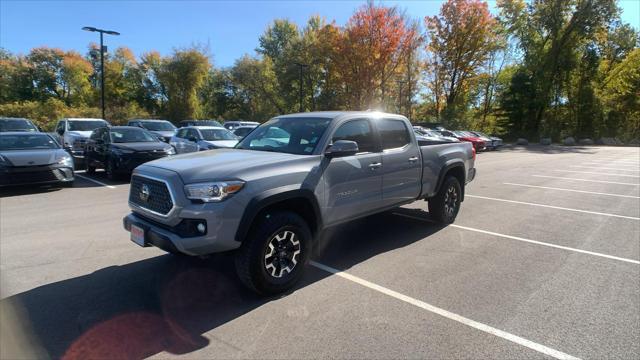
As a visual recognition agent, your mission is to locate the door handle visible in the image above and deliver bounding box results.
[369,162,382,170]
[408,156,419,163]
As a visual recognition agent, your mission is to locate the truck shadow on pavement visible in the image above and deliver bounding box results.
[0,208,445,359]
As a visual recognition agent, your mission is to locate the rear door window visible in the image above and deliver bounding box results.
[378,119,411,150]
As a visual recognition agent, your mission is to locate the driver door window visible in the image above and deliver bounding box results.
[331,119,377,154]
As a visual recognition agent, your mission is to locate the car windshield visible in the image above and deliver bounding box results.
[454,131,471,137]
[186,120,222,127]
[0,134,59,150]
[0,119,38,132]
[68,120,108,131]
[140,121,176,131]
[236,117,331,155]
[234,127,254,137]
[110,128,157,143]
[200,129,238,141]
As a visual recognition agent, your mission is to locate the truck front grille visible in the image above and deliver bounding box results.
[129,175,174,215]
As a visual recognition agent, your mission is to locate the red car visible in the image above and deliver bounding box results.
[452,131,486,151]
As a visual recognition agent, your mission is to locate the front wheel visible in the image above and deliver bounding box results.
[235,211,312,295]
[428,176,462,224]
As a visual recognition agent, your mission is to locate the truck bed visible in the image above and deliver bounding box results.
[419,141,475,199]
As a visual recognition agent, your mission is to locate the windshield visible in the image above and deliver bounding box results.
[68,120,108,131]
[0,119,38,132]
[200,128,238,141]
[110,128,157,143]
[454,131,471,137]
[0,134,59,150]
[236,117,331,155]
[184,120,222,127]
[234,127,254,137]
[140,121,176,131]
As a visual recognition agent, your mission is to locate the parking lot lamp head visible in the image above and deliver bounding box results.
[81,26,120,120]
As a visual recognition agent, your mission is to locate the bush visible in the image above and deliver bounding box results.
[0,99,100,131]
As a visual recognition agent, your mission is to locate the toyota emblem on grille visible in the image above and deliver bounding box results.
[140,184,151,202]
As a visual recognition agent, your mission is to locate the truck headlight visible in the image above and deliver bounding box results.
[184,181,245,202]
[164,147,176,155]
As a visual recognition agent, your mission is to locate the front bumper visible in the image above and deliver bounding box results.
[122,167,245,256]
[466,167,476,184]
[0,164,74,187]
[113,153,170,173]
[123,211,241,256]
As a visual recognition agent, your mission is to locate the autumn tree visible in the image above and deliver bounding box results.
[334,1,418,110]
[425,0,501,124]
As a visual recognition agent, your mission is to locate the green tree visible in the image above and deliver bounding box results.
[157,48,211,121]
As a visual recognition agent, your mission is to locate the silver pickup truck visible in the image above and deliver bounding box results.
[123,111,476,294]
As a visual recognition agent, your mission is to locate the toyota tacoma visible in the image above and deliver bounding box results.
[123,111,476,294]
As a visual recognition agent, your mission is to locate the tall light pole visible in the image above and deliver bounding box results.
[82,26,120,120]
[294,62,309,113]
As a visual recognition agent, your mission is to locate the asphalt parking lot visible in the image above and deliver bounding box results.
[1,145,639,359]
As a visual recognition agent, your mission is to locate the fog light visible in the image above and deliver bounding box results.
[196,223,206,234]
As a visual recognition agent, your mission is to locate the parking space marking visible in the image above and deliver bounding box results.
[466,194,640,220]
[585,160,639,165]
[310,260,581,360]
[572,165,639,172]
[554,170,640,178]
[503,183,640,199]
[75,174,116,189]
[533,175,639,186]
[392,213,640,265]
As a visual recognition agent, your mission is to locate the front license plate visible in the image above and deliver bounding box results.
[130,224,146,247]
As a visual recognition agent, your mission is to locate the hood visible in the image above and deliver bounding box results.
[142,148,314,183]
[112,142,172,152]
[460,137,483,142]
[204,140,238,148]
[66,131,93,139]
[149,131,176,138]
[0,149,66,166]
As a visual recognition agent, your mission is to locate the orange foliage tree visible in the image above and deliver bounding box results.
[425,0,500,122]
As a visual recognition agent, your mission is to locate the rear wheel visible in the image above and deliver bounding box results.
[428,176,462,224]
[235,211,312,295]
[105,159,117,180]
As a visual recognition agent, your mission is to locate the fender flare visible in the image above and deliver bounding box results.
[434,161,466,200]
[235,185,323,243]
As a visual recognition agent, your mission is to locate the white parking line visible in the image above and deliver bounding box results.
[503,183,640,199]
[310,260,581,360]
[585,160,639,165]
[554,170,640,178]
[533,175,640,186]
[75,174,116,189]
[392,213,640,265]
[466,194,640,220]
[572,165,639,172]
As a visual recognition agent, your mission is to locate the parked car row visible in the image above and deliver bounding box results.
[413,125,503,152]
[0,117,257,187]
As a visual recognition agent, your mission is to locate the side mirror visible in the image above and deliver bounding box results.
[56,129,64,135]
[325,140,359,158]
[188,136,198,142]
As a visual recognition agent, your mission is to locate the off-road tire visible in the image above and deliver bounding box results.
[429,176,462,224]
[235,211,312,295]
